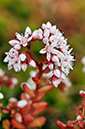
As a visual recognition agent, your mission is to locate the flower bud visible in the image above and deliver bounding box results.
[22,83,35,97]
[29,117,46,128]
[56,120,66,128]
[24,115,34,123]
[38,85,53,93]
[17,100,28,108]
[33,101,48,109]
[28,59,36,67]
[11,119,25,129]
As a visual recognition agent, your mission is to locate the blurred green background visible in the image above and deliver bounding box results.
[0,0,85,128]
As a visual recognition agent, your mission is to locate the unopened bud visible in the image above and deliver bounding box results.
[56,120,66,128]
[24,115,34,123]
[38,85,54,93]
[22,83,35,97]
[78,121,84,128]
[33,101,48,109]
[29,117,46,128]
[11,119,25,129]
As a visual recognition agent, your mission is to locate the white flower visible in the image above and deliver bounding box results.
[4,48,27,72]
[9,97,18,102]
[9,27,32,49]
[17,100,28,108]
[81,56,85,73]
[39,41,57,61]
[0,68,5,77]
[76,115,81,120]
[81,56,85,65]
[0,93,4,99]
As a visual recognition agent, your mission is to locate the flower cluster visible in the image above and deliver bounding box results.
[4,22,74,88]
[56,90,85,129]
[0,68,18,88]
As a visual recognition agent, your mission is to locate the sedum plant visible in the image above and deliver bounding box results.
[0,22,75,129]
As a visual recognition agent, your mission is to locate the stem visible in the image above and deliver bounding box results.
[26,45,39,67]
[0,106,10,112]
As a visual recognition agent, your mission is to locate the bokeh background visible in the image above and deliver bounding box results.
[0,0,85,128]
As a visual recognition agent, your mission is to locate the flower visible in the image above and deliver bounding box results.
[81,56,85,73]
[0,93,4,99]
[4,48,27,72]
[17,100,28,108]
[9,27,32,49]
[0,68,5,77]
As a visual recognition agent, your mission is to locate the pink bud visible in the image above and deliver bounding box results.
[56,120,66,128]
[22,83,35,97]
[33,101,48,109]
[38,85,54,93]
[28,59,36,67]
[11,119,26,129]
[48,62,54,70]
[29,117,46,128]
[24,115,34,123]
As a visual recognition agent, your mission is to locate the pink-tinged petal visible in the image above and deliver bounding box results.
[14,44,21,50]
[27,36,32,42]
[51,55,59,63]
[44,29,50,37]
[9,40,19,46]
[39,48,46,54]
[52,49,59,55]
[19,53,26,61]
[8,64,13,70]
[15,32,22,40]
[25,27,31,38]
[37,33,43,40]
[51,41,57,47]
[4,56,9,62]
[46,22,52,28]
[42,23,47,30]
[21,63,27,71]
[48,62,54,70]
[53,68,60,78]
[42,37,48,45]
[28,59,36,67]
[52,77,61,88]
[13,63,21,72]
[32,30,38,40]
[50,25,56,34]
[47,52,51,61]
[15,113,22,123]
[17,100,28,108]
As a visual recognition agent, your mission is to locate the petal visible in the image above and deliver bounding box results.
[25,27,31,38]
[14,44,21,50]
[15,32,22,40]
[44,29,50,37]
[19,54,26,61]
[27,36,32,42]
[21,63,27,71]
[47,52,51,61]
[14,63,21,72]
[42,37,48,45]
[17,100,28,108]
[46,22,52,28]
[53,68,60,78]
[9,40,19,46]
[39,48,46,54]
